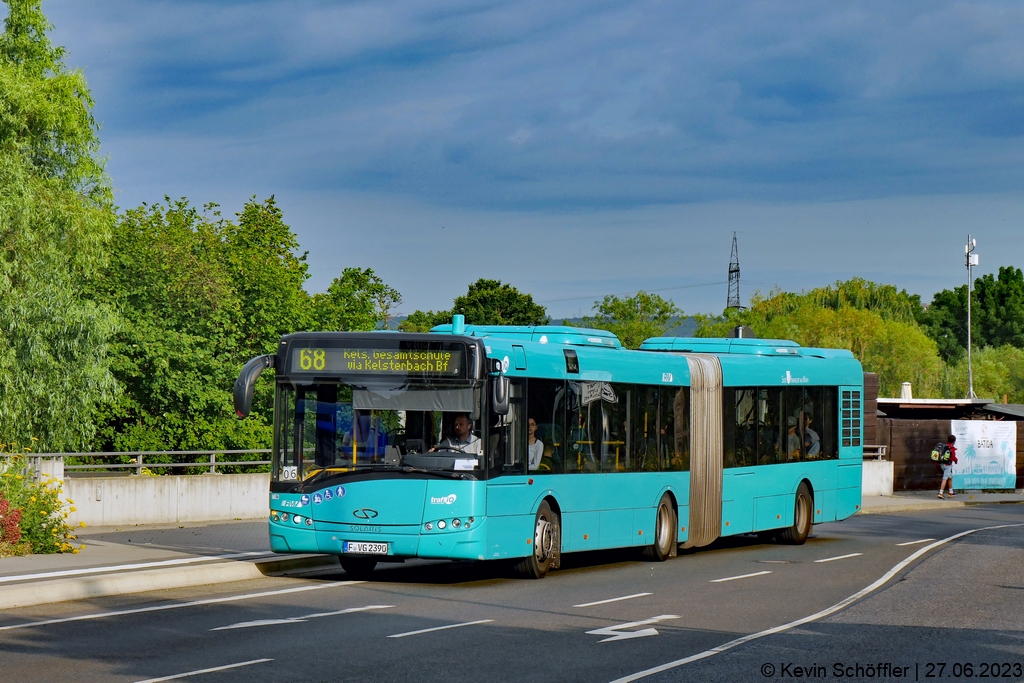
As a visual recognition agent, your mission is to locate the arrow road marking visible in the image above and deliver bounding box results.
[211,605,393,631]
[586,615,681,642]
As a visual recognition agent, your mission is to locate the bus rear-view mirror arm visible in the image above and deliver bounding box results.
[234,354,276,418]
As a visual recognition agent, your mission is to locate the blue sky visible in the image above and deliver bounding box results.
[44,0,1024,317]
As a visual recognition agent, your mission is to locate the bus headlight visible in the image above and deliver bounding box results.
[437,520,447,530]
[424,522,433,531]
[293,515,303,524]
[305,518,313,527]
[281,512,290,522]
[271,510,279,522]
[452,518,461,528]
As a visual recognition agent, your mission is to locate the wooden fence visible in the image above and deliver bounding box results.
[877,417,1024,490]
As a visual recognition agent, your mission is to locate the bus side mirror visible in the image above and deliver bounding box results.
[233,354,275,418]
[492,376,510,416]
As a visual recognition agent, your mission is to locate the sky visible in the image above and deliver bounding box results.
[40,0,1024,318]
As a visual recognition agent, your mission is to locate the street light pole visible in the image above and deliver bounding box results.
[965,235,978,399]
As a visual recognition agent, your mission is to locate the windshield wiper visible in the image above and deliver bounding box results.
[400,466,469,480]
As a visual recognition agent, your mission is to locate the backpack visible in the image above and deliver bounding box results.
[930,442,950,463]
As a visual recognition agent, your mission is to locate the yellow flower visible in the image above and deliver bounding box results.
[69,507,76,512]
[78,522,86,528]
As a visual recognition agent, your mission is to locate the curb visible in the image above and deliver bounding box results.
[0,554,340,611]
[857,501,966,515]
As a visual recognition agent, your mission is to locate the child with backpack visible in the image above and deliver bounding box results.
[932,434,958,499]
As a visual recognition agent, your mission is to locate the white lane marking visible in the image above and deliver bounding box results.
[133,658,272,682]
[709,570,772,583]
[814,553,863,563]
[211,604,393,630]
[387,619,494,639]
[0,582,361,632]
[609,521,1024,683]
[896,538,935,546]
[0,552,277,584]
[586,615,680,642]
[574,593,652,608]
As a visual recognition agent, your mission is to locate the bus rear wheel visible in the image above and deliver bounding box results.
[515,501,560,579]
[340,557,377,578]
[778,483,812,545]
[643,494,677,561]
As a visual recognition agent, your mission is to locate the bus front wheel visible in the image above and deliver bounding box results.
[340,557,377,578]
[643,494,677,561]
[515,501,560,579]
[778,483,812,545]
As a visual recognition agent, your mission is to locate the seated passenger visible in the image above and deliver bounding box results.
[431,413,482,455]
[528,417,545,471]
[803,414,821,458]
[786,416,801,461]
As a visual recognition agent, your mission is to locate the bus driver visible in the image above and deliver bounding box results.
[431,413,482,455]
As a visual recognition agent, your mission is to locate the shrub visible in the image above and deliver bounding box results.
[0,456,80,554]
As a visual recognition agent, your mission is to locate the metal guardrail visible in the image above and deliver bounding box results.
[1,450,273,476]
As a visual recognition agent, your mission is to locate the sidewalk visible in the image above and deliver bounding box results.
[0,520,338,610]
[859,489,1024,514]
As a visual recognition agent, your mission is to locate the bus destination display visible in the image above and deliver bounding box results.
[290,347,463,376]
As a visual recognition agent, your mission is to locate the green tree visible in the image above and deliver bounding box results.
[313,267,401,331]
[919,266,1024,362]
[695,279,943,397]
[400,279,548,331]
[398,310,451,333]
[452,279,548,325]
[0,0,118,452]
[222,196,312,356]
[91,199,272,456]
[942,345,1024,403]
[573,291,681,349]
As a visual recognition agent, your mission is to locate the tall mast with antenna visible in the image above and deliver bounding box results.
[727,232,742,310]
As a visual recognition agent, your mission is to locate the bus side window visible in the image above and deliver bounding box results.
[528,379,564,474]
[633,386,660,471]
[567,382,600,473]
[820,387,838,460]
[601,383,629,472]
[758,388,783,465]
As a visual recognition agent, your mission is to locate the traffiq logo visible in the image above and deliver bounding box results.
[430,494,457,505]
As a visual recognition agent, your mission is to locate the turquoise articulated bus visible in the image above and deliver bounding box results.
[233,316,864,578]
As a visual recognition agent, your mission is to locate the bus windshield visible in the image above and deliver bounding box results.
[276,382,485,481]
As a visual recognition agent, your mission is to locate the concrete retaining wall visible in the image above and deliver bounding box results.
[66,474,270,527]
[862,459,894,497]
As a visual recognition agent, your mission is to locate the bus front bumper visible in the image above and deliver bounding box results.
[269,518,489,562]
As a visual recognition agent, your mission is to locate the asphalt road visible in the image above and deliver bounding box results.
[1,505,1022,683]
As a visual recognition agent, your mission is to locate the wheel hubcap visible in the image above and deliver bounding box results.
[535,517,555,561]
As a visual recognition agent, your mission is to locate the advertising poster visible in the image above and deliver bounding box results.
[950,420,1017,490]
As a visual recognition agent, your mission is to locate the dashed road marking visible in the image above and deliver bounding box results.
[896,538,935,546]
[710,570,772,583]
[814,552,863,563]
[133,658,272,682]
[574,593,652,608]
[387,619,493,639]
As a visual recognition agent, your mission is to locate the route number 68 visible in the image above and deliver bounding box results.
[299,348,326,371]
